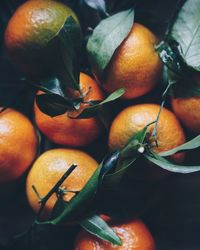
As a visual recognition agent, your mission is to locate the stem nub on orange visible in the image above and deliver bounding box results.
[109,104,186,163]
[34,72,104,147]
[26,148,98,218]
[0,108,38,183]
[75,216,156,249]
[171,96,200,133]
[95,23,162,99]
[4,0,79,77]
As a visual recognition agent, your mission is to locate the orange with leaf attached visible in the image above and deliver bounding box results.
[26,148,98,218]
[34,72,104,147]
[95,23,162,99]
[75,216,156,250]
[109,104,186,163]
[4,0,79,77]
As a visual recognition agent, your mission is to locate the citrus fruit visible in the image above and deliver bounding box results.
[26,148,98,217]
[108,104,186,162]
[171,96,200,133]
[0,108,37,183]
[95,23,162,99]
[75,217,156,249]
[34,72,104,147]
[4,0,79,77]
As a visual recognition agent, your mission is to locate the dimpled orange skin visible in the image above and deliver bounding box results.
[26,148,98,216]
[171,96,200,133]
[4,0,79,76]
[0,108,37,182]
[75,218,156,250]
[34,72,104,147]
[102,23,162,99]
[109,104,186,163]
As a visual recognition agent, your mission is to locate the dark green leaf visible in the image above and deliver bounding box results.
[105,125,150,184]
[83,0,107,14]
[30,77,65,96]
[145,151,200,173]
[80,214,122,246]
[47,151,120,224]
[87,9,134,73]
[49,16,81,90]
[170,0,200,71]
[36,93,76,117]
[160,135,200,157]
[74,88,125,118]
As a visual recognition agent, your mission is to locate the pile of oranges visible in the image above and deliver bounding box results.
[1,0,200,249]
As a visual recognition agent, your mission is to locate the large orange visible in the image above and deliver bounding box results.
[75,217,156,249]
[95,23,162,99]
[4,0,79,77]
[108,104,186,163]
[0,108,37,182]
[34,72,104,147]
[171,96,200,133]
[26,148,98,217]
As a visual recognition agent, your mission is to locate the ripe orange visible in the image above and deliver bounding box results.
[4,0,79,77]
[26,148,98,217]
[171,96,200,133]
[0,108,37,182]
[95,23,162,99]
[109,104,186,162]
[34,72,104,147]
[75,217,156,249]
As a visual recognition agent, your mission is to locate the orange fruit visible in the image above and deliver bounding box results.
[95,23,162,99]
[34,72,104,147]
[171,96,200,133]
[75,217,156,249]
[4,0,79,77]
[26,148,98,217]
[109,104,186,163]
[0,108,37,183]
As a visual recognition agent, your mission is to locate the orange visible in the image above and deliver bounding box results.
[75,217,156,250]
[34,72,104,147]
[95,23,162,99]
[4,0,79,77]
[171,96,200,133]
[109,104,186,163]
[26,148,98,217]
[0,108,37,182]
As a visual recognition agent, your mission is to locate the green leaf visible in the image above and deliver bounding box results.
[36,93,81,117]
[145,151,200,174]
[30,77,65,96]
[170,0,200,71]
[73,88,125,119]
[105,125,150,184]
[160,135,200,157]
[80,214,122,246]
[83,0,107,14]
[49,16,81,90]
[87,8,134,73]
[47,151,120,225]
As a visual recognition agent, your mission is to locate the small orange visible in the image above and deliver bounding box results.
[26,148,98,217]
[0,108,37,182]
[34,72,104,147]
[95,23,162,99]
[75,217,156,249]
[108,104,186,162]
[171,96,200,133]
[4,0,79,77]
